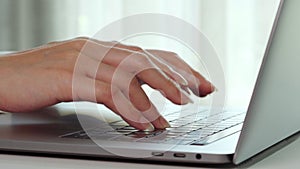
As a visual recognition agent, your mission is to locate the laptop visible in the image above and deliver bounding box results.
[0,0,299,165]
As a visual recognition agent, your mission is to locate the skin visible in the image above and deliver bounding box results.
[0,37,215,131]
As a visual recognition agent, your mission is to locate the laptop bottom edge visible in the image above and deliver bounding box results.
[0,139,234,164]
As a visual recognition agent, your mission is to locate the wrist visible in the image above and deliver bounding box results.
[0,55,14,78]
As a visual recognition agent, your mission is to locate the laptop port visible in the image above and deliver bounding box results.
[173,153,186,158]
[196,154,202,160]
[152,152,164,157]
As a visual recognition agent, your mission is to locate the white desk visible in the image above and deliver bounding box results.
[0,137,298,169]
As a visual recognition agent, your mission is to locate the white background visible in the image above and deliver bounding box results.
[0,0,281,107]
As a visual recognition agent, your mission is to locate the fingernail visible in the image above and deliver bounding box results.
[159,116,171,128]
[212,85,218,92]
[164,122,171,128]
[208,82,218,93]
[144,124,155,132]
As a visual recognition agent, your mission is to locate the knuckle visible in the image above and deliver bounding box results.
[165,51,178,57]
[133,53,152,67]
[155,50,178,58]
[71,38,89,50]
[75,36,90,41]
[128,45,143,52]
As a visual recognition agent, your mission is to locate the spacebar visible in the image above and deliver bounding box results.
[192,123,243,145]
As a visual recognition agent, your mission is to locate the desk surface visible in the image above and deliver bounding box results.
[0,137,298,169]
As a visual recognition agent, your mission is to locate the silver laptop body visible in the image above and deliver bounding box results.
[0,0,299,165]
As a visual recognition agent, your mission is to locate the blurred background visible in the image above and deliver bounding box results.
[0,0,280,108]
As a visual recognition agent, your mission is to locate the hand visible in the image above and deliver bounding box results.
[0,37,215,131]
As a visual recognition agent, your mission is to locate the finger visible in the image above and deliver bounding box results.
[75,40,193,105]
[87,40,191,95]
[77,54,170,129]
[73,77,155,131]
[144,50,189,86]
[145,49,216,97]
[88,39,189,87]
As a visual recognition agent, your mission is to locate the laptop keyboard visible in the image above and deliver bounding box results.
[61,109,246,145]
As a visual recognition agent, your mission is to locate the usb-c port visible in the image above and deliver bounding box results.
[173,153,186,158]
[152,152,164,157]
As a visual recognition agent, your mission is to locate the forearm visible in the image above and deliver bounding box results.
[0,53,61,112]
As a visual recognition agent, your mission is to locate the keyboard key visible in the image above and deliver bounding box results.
[60,110,246,146]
